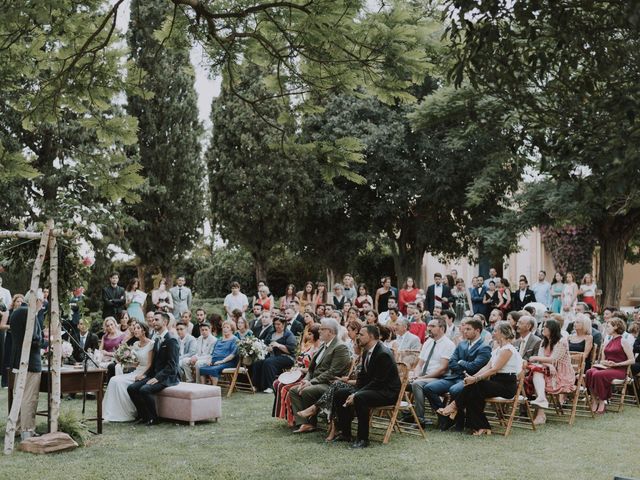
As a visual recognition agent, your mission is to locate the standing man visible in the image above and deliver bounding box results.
[223,281,249,321]
[102,272,125,319]
[342,274,357,302]
[471,276,487,316]
[170,276,192,320]
[512,277,537,311]
[426,273,451,314]
[127,311,180,425]
[483,268,501,289]
[10,290,43,440]
[334,325,401,448]
[531,271,552,310]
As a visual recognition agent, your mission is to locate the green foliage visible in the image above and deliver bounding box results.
[206,62,313,280]
[444,0,640,304]
[125,0,206,277]
[57,408,90,447]
[193,248,255,299]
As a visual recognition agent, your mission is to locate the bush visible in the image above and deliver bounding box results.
[193,248,254,298]
[57,408,90,446]
[191,297,225,317]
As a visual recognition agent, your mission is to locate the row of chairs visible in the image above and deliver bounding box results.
[212,347,640,444]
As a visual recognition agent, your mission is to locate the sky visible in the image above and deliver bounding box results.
[115,0,220,128]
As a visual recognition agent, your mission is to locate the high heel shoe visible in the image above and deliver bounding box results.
[436,407,457,420]
[472,429,492,436]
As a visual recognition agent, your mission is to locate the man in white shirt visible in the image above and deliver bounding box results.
[180,323,216,383]
[223,281,249,321]
[409,317,455,426]
[531,271,552,309]
[378,298,401,326]
[483,268,501,289]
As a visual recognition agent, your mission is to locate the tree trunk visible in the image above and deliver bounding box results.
[389,236,424,289]
[136,263,146,291]
[253,254,268,285]
[4,221,52,454]
[598,233,627,308]
[48,229,61,433]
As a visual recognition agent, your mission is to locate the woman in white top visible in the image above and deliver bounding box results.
[103,322,154,422]
[438,321,522,435]
[578,273,597,313]
[561,272,579,320]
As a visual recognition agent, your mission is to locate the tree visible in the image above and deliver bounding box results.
[125,0,206,281]
[302,84,523,286]
[206,63,312,282]
[444,0,640,306]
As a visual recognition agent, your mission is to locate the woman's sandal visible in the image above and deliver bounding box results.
[436,407,457,420]
[472,429,492,436]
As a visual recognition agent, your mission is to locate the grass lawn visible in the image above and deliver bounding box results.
[1,387,639,480]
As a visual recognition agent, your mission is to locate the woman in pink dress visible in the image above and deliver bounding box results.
[585,317,635,414]
[527,319,576,424]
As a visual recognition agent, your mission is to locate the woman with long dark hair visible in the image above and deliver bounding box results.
[526,319,575,424]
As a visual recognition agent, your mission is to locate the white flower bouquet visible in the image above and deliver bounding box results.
[237,337,268,363]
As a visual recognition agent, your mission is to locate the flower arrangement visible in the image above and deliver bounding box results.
[113,343,138,367]
[61,341,73,359]
[237,337,268,363]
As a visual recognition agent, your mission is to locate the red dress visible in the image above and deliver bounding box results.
[585,336,628,400]
[398,288,418,315]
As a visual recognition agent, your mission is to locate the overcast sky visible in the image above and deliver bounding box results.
[115,0,220,128]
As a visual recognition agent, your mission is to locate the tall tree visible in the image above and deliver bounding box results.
[207,63,312,282]
[126,0,206,281]
[445,0,640,306]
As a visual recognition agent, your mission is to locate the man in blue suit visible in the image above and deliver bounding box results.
[470,275,487,317]
[423,318,491,430]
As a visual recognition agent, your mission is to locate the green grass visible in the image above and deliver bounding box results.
[1,387,639,480]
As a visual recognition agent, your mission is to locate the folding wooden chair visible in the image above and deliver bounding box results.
[218,355,255,398]
[546,352,590,425]
[369,363,426,444]
[485,362,536,436]
[608,366,634,413]
[395,349,421,369]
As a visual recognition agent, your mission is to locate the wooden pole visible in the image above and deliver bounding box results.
[48,229,61,432]
[0,229,69,240]
[3,221,52,454]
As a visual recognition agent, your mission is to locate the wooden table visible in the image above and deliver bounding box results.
[8,366,106,434]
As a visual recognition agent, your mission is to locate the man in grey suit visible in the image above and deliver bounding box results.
[515,315,542,361]
[176,321,197,364]
[170,276,192,319]
[393,318,422,351]
[289,318,352,433]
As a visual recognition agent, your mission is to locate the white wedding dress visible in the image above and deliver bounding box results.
[102,340,154,422]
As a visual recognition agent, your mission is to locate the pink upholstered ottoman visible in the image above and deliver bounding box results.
[156,383,221,426]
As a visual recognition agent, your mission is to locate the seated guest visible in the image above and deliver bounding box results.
[289,319,352,433]
[180,310,195,336]
[199,321,239,385]
[253,310,275,343]
[473,313,493,347]
[514,315,542,361]
[392,318,421,352]
[567,314,594,369]
[248,303,264,334]
[299,312,319,349]
[487,308,503,333]
[251,315,297,393]
[285,306,305,337]
[191,308,208,339]
[438,321,522,435]
[631,322,640,376]
[409,317,456,426]
[73,319,99,363]
[414,319,491,430]
[345,319,363,357]
[585,317,635,414]
[272,324,321,426]
[180,322,216,383]
[407,303,426,343]
[235,317,254,340]
[526,319,576,424]
[378,298,400,326]
[99,316,125,361]
[442,310,460,343]
[379,324,395,349]
[333,325,401,448]
[364,309,378,325]
[176,321,197,364]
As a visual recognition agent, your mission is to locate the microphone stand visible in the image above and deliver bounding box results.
[61,324,100,434]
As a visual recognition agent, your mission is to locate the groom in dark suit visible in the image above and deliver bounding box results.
[334,325,400,448]
[127,311,180,425]
[421,318,491,430]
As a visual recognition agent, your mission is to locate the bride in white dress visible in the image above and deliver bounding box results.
[103,322,154,422]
